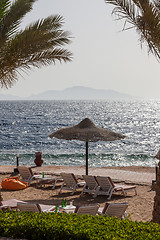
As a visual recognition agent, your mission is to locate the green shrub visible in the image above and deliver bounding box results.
[0,210,160,240]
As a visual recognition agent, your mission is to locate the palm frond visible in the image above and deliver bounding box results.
[0,0,36,42]
[0,1,72,88]
[20,48,72,69]
[1,15,72,60]
[0,0,10,20]
[106,0,140,27]
[0,47,72,88]
[105,0,160,60]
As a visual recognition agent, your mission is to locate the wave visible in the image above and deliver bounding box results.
[0,152,157,167]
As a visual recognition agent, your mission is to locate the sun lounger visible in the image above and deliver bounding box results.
[17,203,55,213]
[59,173,85,195]
[80,175,99,196]
[94,176,137,199]
[35,176,63,189]
[98,202,128,219]
[0,198,26,210]
[18,166,62,188]
[18,166,42,186]
[75,204,100,216]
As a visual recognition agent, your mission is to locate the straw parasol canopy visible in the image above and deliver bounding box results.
[49,118,125,175]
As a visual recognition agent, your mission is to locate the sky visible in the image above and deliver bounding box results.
[1,0,160,98]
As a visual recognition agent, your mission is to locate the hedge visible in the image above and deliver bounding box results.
[0,210,160,240]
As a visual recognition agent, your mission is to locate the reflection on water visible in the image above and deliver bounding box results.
[0,99,160,166]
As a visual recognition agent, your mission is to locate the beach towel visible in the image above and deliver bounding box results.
[1,176,28,190]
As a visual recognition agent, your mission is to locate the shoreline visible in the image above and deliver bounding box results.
[0,165,156,174]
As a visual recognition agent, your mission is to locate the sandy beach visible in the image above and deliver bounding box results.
[0,165,156,222]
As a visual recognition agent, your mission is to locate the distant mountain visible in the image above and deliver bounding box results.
[0,86,133,100]
[0,93,22,100]
[28,86,132,100]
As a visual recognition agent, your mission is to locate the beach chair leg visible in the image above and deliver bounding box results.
[80,184,86,197]
[52,179,58,190]
[28,176,34,186]
[59,183,64,194]
[52,178,64,190]
[93,186,100,198]
[123,211,127,219]
[52,182,56,190]
[70,185,77,195]
[107,189,114,200]
[122,190,126,197]
[26,179,31,186]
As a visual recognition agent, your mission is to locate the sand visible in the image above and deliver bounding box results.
[0,165,156,222]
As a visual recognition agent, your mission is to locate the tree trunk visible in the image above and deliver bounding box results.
[152,161,160,223]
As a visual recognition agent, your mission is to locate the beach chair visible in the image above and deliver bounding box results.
[18,166,62,189]
[94,176,137,199]
[80,175,99,196]
[0,199,27,210]
[75,204,100,216]
[18,166,41,186]
[38,176,64,189]
[59,173,85,195]
[98,202,128,219]
[17,202,55,213]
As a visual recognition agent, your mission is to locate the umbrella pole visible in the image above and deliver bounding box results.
[86,141,88,175]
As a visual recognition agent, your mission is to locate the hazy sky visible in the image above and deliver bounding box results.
[1,0,160,98]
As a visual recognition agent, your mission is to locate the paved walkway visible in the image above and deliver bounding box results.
[46,166,155,185]
[0,165,155,186]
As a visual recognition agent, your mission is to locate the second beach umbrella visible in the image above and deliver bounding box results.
[49,118,125,175]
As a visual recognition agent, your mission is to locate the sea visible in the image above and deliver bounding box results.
[0,99,160,167]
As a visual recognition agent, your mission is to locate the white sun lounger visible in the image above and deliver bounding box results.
[80,175,99,196]
[0,199,26,210]
[59,173,85,195]
[17,202,55,213]
[18,166,62,189]
[75,204,100,216]
[94,176,137,199]
[98,202,128,219]
[18,166,42,186]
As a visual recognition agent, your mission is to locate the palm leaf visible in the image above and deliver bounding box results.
[0,0,10,21]
[0,0,36,42]
[105,0,160,60]
[0,1,72,88]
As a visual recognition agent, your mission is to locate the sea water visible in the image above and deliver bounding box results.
[0,99,160,167]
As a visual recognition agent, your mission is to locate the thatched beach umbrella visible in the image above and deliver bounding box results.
[49,118,125,175]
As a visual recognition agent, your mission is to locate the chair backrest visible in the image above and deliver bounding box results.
[75,204,100,216]
[82,175,98,190]
[96,176,114,192]
[17,203,42,212]
[60,173,77,187]
[102,202,128,219]
[18,166,33,181]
